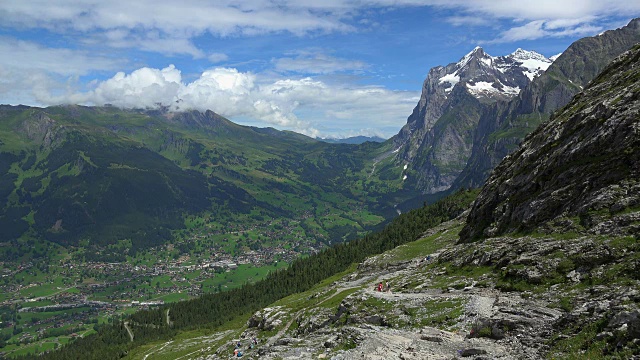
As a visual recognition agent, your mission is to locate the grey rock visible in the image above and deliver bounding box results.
[459,348,487,357]
[392,47,549,194]
[454,18,640,192]
[595,331,613,341]
[420,335,444,342]
[609,310,640,339]
[461,41,640,241]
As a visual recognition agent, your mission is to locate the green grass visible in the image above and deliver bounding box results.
[18,282,68,299]
[547,318,613,359]
[154,292,190,303]
[381,225,463,264]
[200,262,289,293]
[20,299,55,308]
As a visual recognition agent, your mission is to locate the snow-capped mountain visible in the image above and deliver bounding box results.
[437,47,552,101]
[390,46,553,194]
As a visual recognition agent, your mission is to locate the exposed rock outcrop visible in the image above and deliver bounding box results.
[454,17,640,190]
[392,47,551,194]
[461,43,640,241]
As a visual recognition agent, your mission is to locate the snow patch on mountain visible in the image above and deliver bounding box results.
[466,81,520,98]
[439,73,460,91]
[466,81,496,94]
[434,47,552,100]
[509,48,552,81]
[549,53,562,62]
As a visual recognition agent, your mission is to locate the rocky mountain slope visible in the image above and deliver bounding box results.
[107,41,640,360]
[454,17,640,189]
[460,43,640,241]
[391,47,552,194]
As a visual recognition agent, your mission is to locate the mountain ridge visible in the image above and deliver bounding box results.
[453,17,640,190]
[390,45,552,194]
[460,43,640,241]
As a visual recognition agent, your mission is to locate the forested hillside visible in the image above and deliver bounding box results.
[0,106,417,261]
[21,189,478,359]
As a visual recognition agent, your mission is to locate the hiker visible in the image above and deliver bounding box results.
[377,282,383,292]
[386,281,391,293]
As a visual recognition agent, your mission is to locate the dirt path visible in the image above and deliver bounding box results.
[142,340,173,360]
[124,321,134,342]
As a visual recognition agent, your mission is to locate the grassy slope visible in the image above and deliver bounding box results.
[0,105,411,259]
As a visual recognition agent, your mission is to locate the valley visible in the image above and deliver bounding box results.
[0,207,381,358]
[0,105,415,358]
[0,16,639,360]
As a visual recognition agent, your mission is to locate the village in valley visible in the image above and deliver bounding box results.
[0,214,327,357]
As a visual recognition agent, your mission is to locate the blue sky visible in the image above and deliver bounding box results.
[0,1,638,138]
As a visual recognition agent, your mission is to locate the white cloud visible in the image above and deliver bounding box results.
[0,37,120,76]
[0,1,638,57]
[208,53,229,63]
[446,16,493,27]
[273,51,368,74]
[52,65,417,138]
[435,0,640,20]
[0,37,122,105]
[0,1,353,40]
[489,19,604,43]
[436,1,639,43]
[64,65,183,108]
[93,31,205,58]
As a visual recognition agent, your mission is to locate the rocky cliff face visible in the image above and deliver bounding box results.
[460,44,640,241]
[454,18,640,190]
[393,47,551,193]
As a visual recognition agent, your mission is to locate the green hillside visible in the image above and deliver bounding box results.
[0,105,414,261]
[0,105,423,357]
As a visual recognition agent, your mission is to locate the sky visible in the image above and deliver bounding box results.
[0,1,638,139]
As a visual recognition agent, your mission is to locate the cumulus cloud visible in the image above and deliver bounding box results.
[64,65,183,108]
[57,65,417,138]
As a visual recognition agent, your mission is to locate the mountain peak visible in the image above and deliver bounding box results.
[457,46,489,68]
[509,48,547,61]
[468,46,484,55]
[506,48,552,80]
[461,43,640,241]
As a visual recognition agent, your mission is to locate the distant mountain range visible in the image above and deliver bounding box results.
[317,136,386,144]
[2,18,640,264]
[392,18,640,195]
